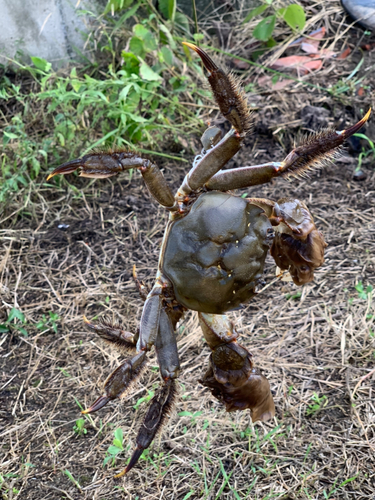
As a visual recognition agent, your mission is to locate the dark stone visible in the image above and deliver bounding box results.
[352,169,367,181]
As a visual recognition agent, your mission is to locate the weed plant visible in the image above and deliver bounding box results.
[0,0,208,204]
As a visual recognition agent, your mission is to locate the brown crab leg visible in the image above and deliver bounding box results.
[179,128,243,194]
[115,378,177,478]
[205,109,371,191]
[82,350,147,414]
[183,42,252,136]
[47,151,177,210]
[198,313,275,422]
[116,308,180,477]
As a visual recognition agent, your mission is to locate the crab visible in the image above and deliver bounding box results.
[47,43,371,477]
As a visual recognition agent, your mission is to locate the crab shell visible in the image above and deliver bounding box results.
[162,191,274,314]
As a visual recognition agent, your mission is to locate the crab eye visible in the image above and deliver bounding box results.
[299,265,309,273]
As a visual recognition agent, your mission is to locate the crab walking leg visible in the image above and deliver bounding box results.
[47,151,176,209]
[198,313,275,422]
[116,308,180,477]
[136,284,163,352]
[205,109,371,191]
[82,351,147,413]
[179,128,243,194]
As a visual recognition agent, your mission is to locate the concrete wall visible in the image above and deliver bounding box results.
[0,0,104,68]
[0,0,260,69]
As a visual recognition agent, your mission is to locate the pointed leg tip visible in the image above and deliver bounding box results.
[182,42,217,71]
[82,395,111,414]
[114,467,129,479]
[182,41,197,50]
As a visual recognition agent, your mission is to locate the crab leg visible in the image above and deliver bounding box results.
[183,42,252,136]
[179,128,243,194]
[198,313,275,422]
[82,350,147,413]
[47,151,177,210]
[116,308,180,477]
[205,109,371,191]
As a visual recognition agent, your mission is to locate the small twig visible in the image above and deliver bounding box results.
[352,367,375,399]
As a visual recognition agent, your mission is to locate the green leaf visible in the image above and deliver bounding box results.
[104,0,134,14]
[133,24,157,51]
[119,83,134,100]
[129,36,145,58]
[30,56,52,72]
[175,12,190,33]
[178,411,193,417]
[114,428,123,443]
[243,4,268,24]
[7,308,26,324]
[113,439,123,449]
[107,445,122,455]
[0,324,9,333]
[253,15,276,41]
[160,46,173,65]
[159,24,176,49]
[282,4,306,31]
[139,62,162,81]
[158,0,176,22]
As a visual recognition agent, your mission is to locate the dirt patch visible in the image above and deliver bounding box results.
[1,12,375,500]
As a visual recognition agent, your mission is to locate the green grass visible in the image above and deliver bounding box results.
[0,0,209,204]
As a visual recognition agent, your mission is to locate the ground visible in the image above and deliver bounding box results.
[1,6,375,500]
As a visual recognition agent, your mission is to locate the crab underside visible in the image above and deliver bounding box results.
[47,43,370,477]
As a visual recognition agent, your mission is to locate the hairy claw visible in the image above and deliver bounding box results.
[279,109,371,178]
[183,42,252,135]
[82,351,147,414]
[115,379,177,477]
[201,345,275,421]
[270,199,327,286]
[47,150,150,180]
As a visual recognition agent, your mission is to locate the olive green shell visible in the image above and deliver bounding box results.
[163,192,273,314]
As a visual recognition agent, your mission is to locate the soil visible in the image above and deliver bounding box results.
[1,9,375,500]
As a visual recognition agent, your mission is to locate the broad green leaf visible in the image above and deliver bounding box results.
[282,4,306,31]
[119,83,134,100]
[114,428,123,442]
[31,56,52,72]
[129,36,145,58]
[193,33,204,42]
[159,24,176,49]
[113,439,123,449]
[160,46,173,65]
[7,308,26,323]
[139,62,162,81]
[175,12,190,33]
[133,25,157,52]
[243,4,268,24]
[253,15,276,41]
[0,324,9,333]
[107,445,122,455]
[159,0,176,22]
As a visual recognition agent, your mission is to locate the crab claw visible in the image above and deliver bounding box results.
[182,42,252,135]
[47,153,125,180]
[47,150,153,181]
[200,343,275,422]
[115,379,177,477]
[82,351,147,414]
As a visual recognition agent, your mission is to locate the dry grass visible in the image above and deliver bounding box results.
[1,2,375,499]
